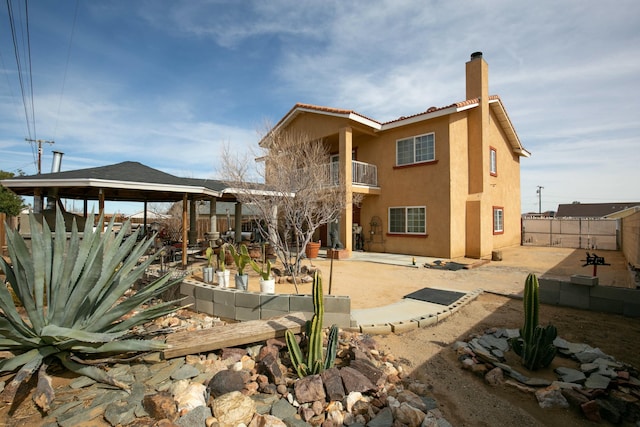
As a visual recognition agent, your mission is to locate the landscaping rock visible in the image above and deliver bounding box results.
[211,391,256,427]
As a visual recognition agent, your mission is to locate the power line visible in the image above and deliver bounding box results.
[6,0,34,141]
[53,0,79,139]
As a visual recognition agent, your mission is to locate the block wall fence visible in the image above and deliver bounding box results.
[539,275,640,317]
[177,277,353,328]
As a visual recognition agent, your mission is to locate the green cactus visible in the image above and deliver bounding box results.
[511,273,557,370]
[229,244,251,275]
[285,271,338,378]
[248,252,272,280]
[218,245,226,272]
[205,247,214,267]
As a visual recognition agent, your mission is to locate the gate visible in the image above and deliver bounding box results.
[522,217,619,250]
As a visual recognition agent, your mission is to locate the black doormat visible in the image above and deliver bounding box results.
[425,260,466,271]
[403,288,466,306]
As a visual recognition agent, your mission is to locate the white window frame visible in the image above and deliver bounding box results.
[490,147,497,176]
[396,133,435,166]
[493,207,504,234]
[388,206,427,234]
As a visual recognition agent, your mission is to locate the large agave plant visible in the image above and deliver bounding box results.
[0,208,183,407]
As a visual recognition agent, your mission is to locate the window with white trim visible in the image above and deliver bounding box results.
[396,133,435,166]
[490,147,497,176]
[389,206,426,234]
[493,207,504,234]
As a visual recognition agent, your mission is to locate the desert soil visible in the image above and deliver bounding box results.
[1,246,639,426]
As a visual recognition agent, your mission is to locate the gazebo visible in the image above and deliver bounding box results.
[0,161,248,268]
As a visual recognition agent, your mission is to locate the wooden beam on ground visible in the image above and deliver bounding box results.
[162,312,309,359]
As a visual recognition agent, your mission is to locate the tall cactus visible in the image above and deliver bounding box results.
[286,271,338,378]
[511,273,558,370]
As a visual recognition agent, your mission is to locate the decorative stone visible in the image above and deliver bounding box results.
[580,400,602,422]
[555,367,586,384]
[393,402,426,426]
[143,392,178,421]
[348,359,385,386]
[171,364,201,380]
[176,405,211,427]
[258,353,286,385]
[104,400,137,426]
[248,413,287,427]
[340,367,376,393]
[270,398,296,420]
[396,390,427,412]
[320,368,345,402]
[535,386,569,409]
[175,383,207,415]
[366,406,393,427]
[584,373,610,390]
[211,391,256,427]
[485,367,504,386]
[208,369,247,398]
[293,375,325,404]
[345,391,365,413]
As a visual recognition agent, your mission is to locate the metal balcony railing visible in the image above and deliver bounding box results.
[328,160,378,187]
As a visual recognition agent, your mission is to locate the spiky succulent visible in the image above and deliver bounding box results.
[285,271,338,378]
[0,208,183,403]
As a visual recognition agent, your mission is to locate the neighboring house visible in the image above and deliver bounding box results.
[555,202,640,219]
[266,52,530,259]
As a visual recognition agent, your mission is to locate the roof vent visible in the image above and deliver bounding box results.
[470,51,483,60]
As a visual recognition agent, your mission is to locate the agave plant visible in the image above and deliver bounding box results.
[0,208,183,407]
[285,271,338,378]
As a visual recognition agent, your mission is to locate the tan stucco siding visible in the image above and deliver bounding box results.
[448,113,470,258]
[360,118,454,257]
[487,110,522,249]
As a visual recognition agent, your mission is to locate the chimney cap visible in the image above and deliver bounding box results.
[470,51,483,60]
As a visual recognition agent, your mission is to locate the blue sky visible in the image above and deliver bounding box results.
[1,0,639,215]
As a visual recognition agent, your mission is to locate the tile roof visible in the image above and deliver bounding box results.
[555,202,640,218]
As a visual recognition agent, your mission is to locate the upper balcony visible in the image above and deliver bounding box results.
[329,160,379,190]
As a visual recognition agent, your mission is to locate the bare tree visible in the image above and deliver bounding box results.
[221,128,346,288]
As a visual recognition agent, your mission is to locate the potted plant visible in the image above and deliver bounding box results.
[229,244,251,291]
[305,240,321,259]
[249,255,274,294]
[203,246,214,283]
[216,245,230,288]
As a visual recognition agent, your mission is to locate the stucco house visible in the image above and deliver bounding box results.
[267,52,530,259]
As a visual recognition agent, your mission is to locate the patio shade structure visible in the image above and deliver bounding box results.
[0,161,242,268]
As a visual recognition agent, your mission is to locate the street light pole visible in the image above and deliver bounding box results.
[536,186,544,214]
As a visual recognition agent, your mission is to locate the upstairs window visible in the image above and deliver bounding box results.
[389,206,426,234]
[490,147,497,176]
[493,207,504,234]
[396,133,435,166]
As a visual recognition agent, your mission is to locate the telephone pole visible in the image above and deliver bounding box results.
[25,138,55,174]
[536,186,544,214]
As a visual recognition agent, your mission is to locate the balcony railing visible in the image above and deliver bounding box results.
[328,160,378,187]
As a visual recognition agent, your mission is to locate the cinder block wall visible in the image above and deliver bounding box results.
[178,278,352,328]
[539,277,640,317]
[621,210,640,269]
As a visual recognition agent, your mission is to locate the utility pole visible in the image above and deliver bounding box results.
[536,186,544,214]
[25,138,55,174]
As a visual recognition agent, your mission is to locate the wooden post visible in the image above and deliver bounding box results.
[182,194,188,268]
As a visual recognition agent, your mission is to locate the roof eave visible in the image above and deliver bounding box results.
[1,178,222,198]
